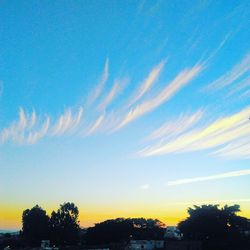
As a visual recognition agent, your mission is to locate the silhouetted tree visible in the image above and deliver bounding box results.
[22,205,49,246]
[50,202,80,245]
[85,218,165,245]
[178,204,250,250]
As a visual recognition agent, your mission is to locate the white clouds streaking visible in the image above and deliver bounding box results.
[0,108,34,144]
[116,65,203,130]
[240,89,250,99]
[227,75,250,98]
[128,60,166,107]
[98,79,126,111]
[147,110,203,141]
[206,52,250,91]
[213,138,250,159]
[139,106,250,158]
[88,58,109,105]
[52,107,83,135]
[0,107,84,144]
[0,108,48,144]
[26,117,50,144]
[1,54,249,153]
[85,113,105,136]
[168,169,250,186]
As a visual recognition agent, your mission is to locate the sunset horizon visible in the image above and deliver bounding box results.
[1,1,250,244]
[2,200,250,231]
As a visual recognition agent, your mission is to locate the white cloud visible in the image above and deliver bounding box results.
[0,107,84,145]
[140,184,150,190]
[206,52,250,91]
[88,58,109,105]
[128,60,166,107]
[139,106,250,158]
[213,137,250,159]
[26,117,50,144]
[85,113,105,136]
[147,109,203,141]
[0,107,85,145]
[240,89,250,99]
[0,108,30,144]
[226,75,250,98]
[52,107,83,135]
[167,169,250,186]
[0,108,49,145]
[29,110,36,129]
[98,78,127,111]
[202,33,232,66]
[116,65,203,130]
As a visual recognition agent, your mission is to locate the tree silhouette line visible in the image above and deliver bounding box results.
[1,202,250,250]
[21,202,80,246]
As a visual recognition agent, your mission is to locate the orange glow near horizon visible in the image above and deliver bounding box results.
[1,202,250,231]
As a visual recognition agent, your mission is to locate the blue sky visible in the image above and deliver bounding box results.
[0,0,250,229]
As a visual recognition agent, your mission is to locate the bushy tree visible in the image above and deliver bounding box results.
[50,202,80,245]
[85,217,165,245]
[178,204,250,250]
[22,205,49,246]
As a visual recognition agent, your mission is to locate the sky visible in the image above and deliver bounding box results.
[0,0,250,230]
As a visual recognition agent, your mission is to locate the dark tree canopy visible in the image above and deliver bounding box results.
[19,202,250,249]
[178,204,250,250]
[85,218,165,245]
[49,202,80,245]
[22,205,49,246]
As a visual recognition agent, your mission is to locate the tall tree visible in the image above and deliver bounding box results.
[22,205,49,246]
[178,204,250,250]
[50,202,80,245]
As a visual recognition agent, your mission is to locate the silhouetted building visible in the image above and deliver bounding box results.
[126,240,164,249]
[164,227,182,240]
[165,240,202,250]
[41,240,59,250]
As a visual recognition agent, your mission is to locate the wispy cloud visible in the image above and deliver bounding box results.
[0,108,49,145]
[98,78,127,111]
[167,169,250,186]
[226,75,250,98]
[139,106,250,158]
[0,108,33,144]
[201,33,232,66]
[140,184,150,190]
[147,110,203,141]
[52,107,83,135]
[128,60,166,107]
[240,89,250,99]
[116,64,203,130]
[85,113,105,136]
[88,58,109,105]
[0,107,84,145]
[26,117,50,144]
[213,137,250,159]
[1,50,249,152]
[206,52,250,91]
